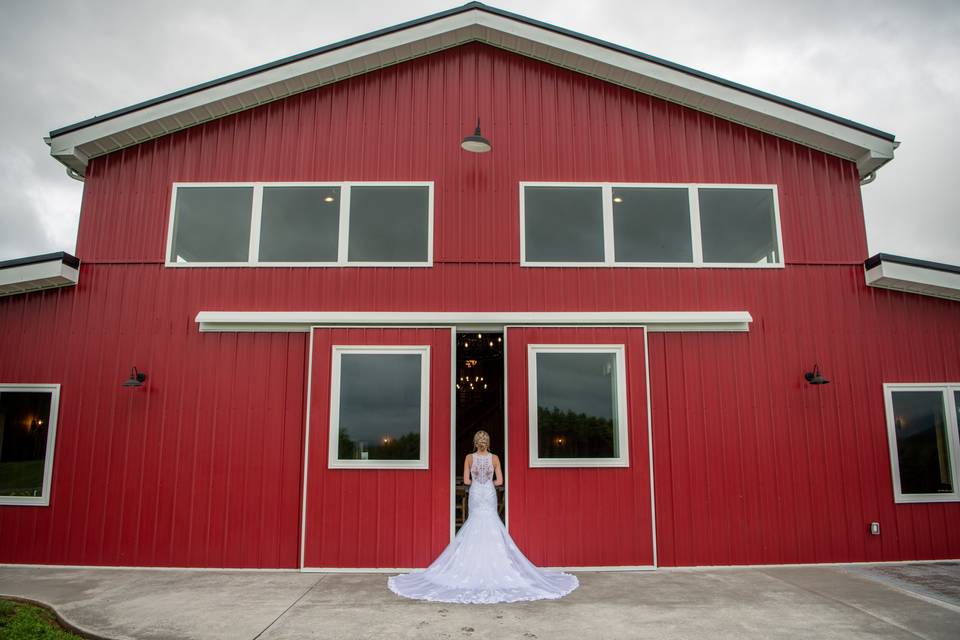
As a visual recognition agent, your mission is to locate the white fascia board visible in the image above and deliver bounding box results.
[195,310,752,333]
[0,261,79,297]
[49,9,893,177]
[865,262,960,302]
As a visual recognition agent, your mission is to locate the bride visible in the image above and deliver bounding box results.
[387,430,579,603]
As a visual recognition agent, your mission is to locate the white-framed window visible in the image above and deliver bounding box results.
[527,345,629,467]
[883,383,960,503]
[0,384,61,506]
[519,182,783,267]
[166,182,434,267]
[328,346,430,469]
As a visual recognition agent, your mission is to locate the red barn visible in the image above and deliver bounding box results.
[1,3,958,572]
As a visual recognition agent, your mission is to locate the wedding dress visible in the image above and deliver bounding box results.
[387,451,579,604]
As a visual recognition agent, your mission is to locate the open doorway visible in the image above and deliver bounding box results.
[454,331,505,532]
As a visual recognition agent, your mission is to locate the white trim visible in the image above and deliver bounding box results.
[47,8,896,177]
[527,344,629,468]
[196,311,753,333]
[165,182,434,267]
[882,383,960,504]
[298,328,315,570]
[449,330,456,543]
[865,261,960,302]
[643,329,658,568]
[327,346,431,469]
[0,261,79,297]
[519,182,784,268]
[0,563,302,572]
[0,384,61,507]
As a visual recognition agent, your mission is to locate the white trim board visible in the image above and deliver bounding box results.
[865,261,960,302]
[0,261,78,298]
[47,7,895,177]
[196,311,752,333]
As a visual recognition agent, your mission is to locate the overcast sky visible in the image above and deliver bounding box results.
[1,0,957,263]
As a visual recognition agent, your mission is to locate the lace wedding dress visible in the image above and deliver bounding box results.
[387,451,579,604]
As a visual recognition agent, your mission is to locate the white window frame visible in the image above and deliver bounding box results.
[328,345,431,469]
[165,181,434,267]
[883,383,960,503]
[527,344,629,468]
[519,182,784,268]
[0,384,61,506]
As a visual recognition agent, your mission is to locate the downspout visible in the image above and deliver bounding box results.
[66,167,85,182]
[859,171,877,186]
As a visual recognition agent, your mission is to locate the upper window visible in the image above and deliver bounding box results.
[520,183,782,267]
[0,384,61,506]
[328,346,430,469]
[883,384,960,503]
[527,345,629,467]
[167,182,433,266]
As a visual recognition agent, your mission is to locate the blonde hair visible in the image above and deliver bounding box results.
[473,430,490,451]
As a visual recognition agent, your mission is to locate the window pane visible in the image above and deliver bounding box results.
[347,186,429,262]
[0,392,52,497]
[536,352,619,458]
[337,353,423,460]
[698,188,779,263]
[891,390,953,494]
[524,187,604,262]
[259,186,340,262]
[170,187,253,262]
[613,187,692,262]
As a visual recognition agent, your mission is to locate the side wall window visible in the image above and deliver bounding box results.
[527,345,629,467]
[883,384,960,503]
[167,182,433,266]
[0,384,61,506]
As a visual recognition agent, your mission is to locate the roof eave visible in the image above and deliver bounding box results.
[46,3,897,178]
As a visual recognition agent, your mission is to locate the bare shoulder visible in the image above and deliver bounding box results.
[492,453,501,463]
[464,453,473,464]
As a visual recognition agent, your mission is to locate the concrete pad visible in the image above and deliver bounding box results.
[1,564,959,640]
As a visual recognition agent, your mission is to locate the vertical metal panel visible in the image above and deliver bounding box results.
[505,327,653,567]
[302,328,451,569]
[1,43,958,569]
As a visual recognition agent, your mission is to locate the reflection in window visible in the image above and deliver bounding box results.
[613,187,692,262]
[534,352,620,459]
[891,390,953,495]
[0,391,53,498]
[698,188,779,264]
[335,352,424,461]
[259,186,340,262]
[170,186,253,262]
[348,186,430,262]
[524,187,605,262]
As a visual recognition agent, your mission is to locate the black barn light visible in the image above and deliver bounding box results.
[804,364,830,385]
[461,118,491,153]
[122,366,147,388]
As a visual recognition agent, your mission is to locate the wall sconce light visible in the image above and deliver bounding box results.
[804,364,829,385]
[460,117,491,153]
[122,366,147,388]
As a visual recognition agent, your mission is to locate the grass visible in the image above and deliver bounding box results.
[0,598,86,640]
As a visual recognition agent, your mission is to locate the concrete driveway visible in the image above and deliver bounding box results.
[1,562,958,639]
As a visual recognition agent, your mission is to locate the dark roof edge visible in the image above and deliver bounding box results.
[0,252,80,270]
[864,253,960,276]
[49,2,896,143]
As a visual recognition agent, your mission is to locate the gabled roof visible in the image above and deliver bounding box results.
[46,2,897,178]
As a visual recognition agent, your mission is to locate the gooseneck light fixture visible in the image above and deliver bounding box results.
[461,117,491,153]
[804,364,830,385]
[122,366,147,388]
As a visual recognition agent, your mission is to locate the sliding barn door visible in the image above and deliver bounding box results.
[505,326,654,568]
[302,327,452,569]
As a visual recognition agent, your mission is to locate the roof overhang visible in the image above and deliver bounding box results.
[0,252,80,298]
[864,254,960,302]
[47,3,895,179]
[195,310,753,333]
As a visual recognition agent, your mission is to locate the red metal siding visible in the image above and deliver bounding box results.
[0,266,306,568]
[505,327,653,567]
[1,43,958,569]
[302,328,452,569]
